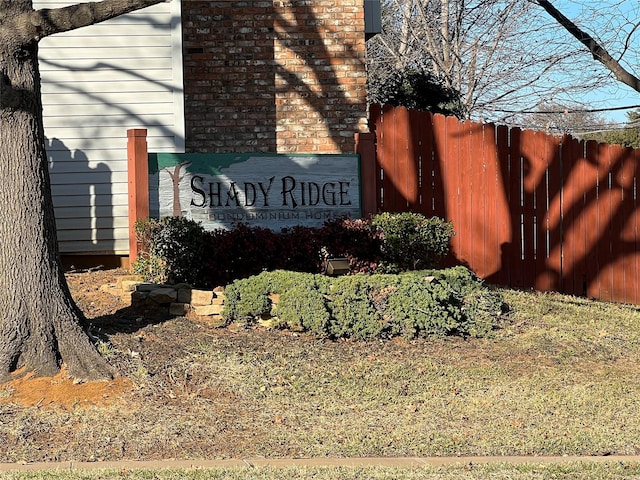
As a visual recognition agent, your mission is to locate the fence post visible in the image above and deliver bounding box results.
[355,131,377,217]
[127,129,149,265]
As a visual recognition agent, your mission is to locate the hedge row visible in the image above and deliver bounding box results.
[134,213,455,288]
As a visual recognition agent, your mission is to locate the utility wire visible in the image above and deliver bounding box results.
[504,119,640,134]
[491,104,640,114]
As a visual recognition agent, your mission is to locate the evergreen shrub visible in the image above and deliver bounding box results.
[371,212,455,271]
[276,284,331,334]
[221,272,272,325]
[133,217,206,285]
[327,275,389,339]
[222,267,506,340]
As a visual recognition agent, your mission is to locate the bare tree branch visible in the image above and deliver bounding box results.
[618,21,640,62]
[10,0,166,45]
[534,0,640,93]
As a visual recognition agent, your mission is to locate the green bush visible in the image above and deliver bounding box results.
[425,266,506,338]
[276,285,331,334]
[153,217,207,285]
[222,271,331,329]
[134,213,454,286]
[132,218,166,283]
[221,273,272,325]
[222,267,505,340]
[268,272,332,335]
[133,217,206,285]
[385,276,462,338]
[327,276,388,339]
[371,212,455,271]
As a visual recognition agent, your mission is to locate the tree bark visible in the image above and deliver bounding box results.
[0,42,111,381]
[0,0,164,381]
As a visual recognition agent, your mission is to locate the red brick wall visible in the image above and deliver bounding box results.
[182,0,368,154]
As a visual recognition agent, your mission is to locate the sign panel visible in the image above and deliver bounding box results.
[148,153,361,230]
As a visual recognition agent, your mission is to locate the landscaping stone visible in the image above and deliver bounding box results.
[191,289,214,306]
[115,275,143,289]
[169,303,190,316]
[131,291,149,303]
[128,282,227,321]
[211,296,224,306]
[192,304,224,316]
[137,283,161,292]
[121,280,142,292]
[177,288,192,304]
[148,288,178,304]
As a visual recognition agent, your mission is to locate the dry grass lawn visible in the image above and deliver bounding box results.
[0,269,639,465]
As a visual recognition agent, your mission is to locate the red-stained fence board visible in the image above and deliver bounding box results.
[442,115,464,264]
[583,141,604,299]
[368,104,640,306]
[393,107,414,211]
[535,133,561,292]
[607,144,634,303]
[377,104,396,211]
[518,129,543,290]
[559,136,583,296]
[468,120,487,277]
[408,109,429,215]
[508,127,526,289]
[482,123,502,282]
[491,125,511,285]
[455,118,474,272]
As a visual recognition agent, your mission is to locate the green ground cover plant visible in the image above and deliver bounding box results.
[371,212,455,271]
[222,267,505,339]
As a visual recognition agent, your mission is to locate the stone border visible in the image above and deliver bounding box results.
[116,275,226,322]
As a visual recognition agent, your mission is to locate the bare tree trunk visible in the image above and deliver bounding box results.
[0,36,112,381]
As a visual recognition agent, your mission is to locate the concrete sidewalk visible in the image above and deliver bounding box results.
[1,456,639,472]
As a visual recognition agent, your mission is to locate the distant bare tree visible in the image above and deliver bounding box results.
[367,0,598,121]
[514,102,608,135]
[368,0,637,122]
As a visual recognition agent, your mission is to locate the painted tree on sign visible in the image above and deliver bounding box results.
[0,0,165,381]
[166,162,191,216]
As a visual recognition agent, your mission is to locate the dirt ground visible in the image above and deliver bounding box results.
[0,269,155,409]
[2,268,431,462]
[0,268,320,411]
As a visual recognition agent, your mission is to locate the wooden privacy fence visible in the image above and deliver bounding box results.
[363,104,640,304]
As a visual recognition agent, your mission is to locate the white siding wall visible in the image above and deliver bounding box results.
[37,0,185,255]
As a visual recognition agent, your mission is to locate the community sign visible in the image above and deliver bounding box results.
[148,153,362,230]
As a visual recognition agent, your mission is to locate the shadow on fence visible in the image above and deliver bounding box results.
[367,104,640,305]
